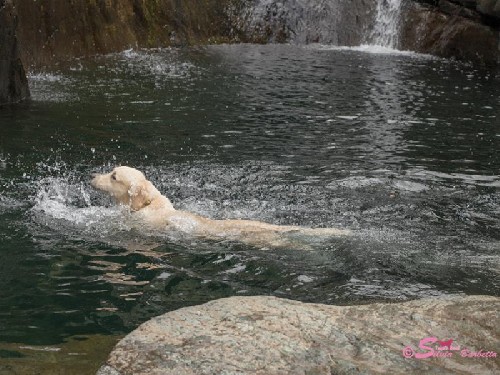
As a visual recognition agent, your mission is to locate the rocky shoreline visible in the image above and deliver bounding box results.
[97,295,499,375]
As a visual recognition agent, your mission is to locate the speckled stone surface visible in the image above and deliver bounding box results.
[98,295,499,375]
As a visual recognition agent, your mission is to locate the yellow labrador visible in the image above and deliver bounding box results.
[91,166,350,248]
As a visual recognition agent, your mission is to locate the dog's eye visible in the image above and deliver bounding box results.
[111,173,117,180]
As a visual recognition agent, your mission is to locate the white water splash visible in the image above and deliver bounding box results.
[28,72,67,83]
[116,49,199,81]
[27,72,76,102]
[369,0,403,49]
[30,176,205,248]
[311,44,436,58]
[31,177,133,233]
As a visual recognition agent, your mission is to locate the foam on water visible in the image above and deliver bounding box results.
[112,48,200,81]
[28,72,68,83]
[28,170,282,250]
[313,44,436,58]
[31,176,135,236]
[0,194,24,212]
[27,72,76,102]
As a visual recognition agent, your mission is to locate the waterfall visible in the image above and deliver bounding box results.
[234,0,404,50]
[368,0,403,49]
[235,0,376,46]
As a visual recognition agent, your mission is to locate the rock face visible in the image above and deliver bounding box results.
[477,0,500,19]
[98,295,499,375]
[12,0,240,68]
[410,0,500,21]
[402,1,499,65]
[7,0,500,67]
[0,0,29,105]
[403,0,500,64]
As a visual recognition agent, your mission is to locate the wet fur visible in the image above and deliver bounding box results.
[91,166,350,248]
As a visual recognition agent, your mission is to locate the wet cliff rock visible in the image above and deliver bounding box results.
[8,0,500,68]
[410,0,500,21]
[0,0,29,105]
[98,295,499,375]
[12,0,377,67]
[404,0,499,64]
[12,0,239,68]
[477,0,500,19]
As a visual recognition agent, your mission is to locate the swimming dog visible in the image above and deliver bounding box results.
[91,166,350,248]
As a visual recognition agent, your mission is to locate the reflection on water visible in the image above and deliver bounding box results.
[0,334,121,375]
[0,45,499,365]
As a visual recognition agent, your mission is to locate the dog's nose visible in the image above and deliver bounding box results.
[91,173,99,179]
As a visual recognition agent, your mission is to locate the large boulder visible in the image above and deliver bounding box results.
[477,0,500,19]
[98,295,499,375]
[0,0,29,105]
[401,1,499,65]
[417,0,500,19]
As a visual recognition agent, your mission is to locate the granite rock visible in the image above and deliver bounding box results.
[98,295,499,375]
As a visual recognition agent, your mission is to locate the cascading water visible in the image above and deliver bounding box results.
[236,0,376,46]
[366,0,403,48]
[237,0,404,50]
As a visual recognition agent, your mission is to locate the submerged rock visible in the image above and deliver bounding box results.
[98,295,499,375]
[0,0,29,105]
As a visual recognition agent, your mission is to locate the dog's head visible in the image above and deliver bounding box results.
[91,166,159,211]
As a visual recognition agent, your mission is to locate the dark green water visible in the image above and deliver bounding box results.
[0,45,499,356]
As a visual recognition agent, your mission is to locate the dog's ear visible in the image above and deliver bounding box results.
[128,181,154,211]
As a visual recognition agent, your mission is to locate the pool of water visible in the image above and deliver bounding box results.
[0,44,499,364]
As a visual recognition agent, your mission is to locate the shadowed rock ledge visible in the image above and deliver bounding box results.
[402,0,499,65]
[98,295,499,375]
[0,0,29,105]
